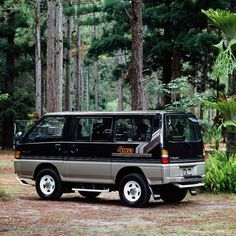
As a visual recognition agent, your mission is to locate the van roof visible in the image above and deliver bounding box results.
[45,111,192,116]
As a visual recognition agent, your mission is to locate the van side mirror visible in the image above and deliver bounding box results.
[15,131,23,138]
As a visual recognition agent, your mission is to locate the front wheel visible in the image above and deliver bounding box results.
[119,173,150,207]
[36,169,63,200]
[159,184,187,203]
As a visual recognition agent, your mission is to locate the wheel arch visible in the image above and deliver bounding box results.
[33,163,59,180]
[115,166,147,188]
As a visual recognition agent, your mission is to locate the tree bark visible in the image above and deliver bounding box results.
[171,50,181,102]
[54,0,63,112]
[86,65,90,111]
[65,0,73,111]
[46,0,63,112]
[127,0,144,110]
[75,24,82,111]
[46,0,55,112]
[115,50,124,111]
[93,61,99,111]
[93,14,99,111]
[35,0,42,117]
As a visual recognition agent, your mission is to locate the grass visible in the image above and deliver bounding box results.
[0,161,13,166]
[0,187,13,201]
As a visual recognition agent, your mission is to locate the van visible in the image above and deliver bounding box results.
[14,111,205,207]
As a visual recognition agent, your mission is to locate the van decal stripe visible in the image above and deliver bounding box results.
[135,129,160,154]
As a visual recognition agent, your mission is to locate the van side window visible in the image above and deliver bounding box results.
[27,116,65,141]
[115,118,151,142]
[73,117,113,141]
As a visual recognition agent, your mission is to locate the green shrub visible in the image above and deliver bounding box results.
[205,151,236,193]
[0,187,13,201]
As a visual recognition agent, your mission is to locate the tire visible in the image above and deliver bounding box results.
[79,191,101,199]
[159,184,187,203]
[119,173,150,207]
[36,168,63,200]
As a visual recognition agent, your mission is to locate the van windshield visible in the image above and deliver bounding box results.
[165,115,200,142]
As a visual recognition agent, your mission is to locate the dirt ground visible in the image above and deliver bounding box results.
[1,150,236,236]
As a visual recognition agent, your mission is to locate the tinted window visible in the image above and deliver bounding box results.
[27,116,65,141]
[73,117,113,141]
[115,118,151,142]
[166,115,200,142]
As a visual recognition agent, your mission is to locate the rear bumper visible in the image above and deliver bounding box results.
[161,161,205,186]
[173,182,205,189]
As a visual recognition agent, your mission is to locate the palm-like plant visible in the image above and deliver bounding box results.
[202,9,236,155]
[202,9,236,81]
[203,98,236,155]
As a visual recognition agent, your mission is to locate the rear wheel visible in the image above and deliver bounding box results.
[36,169,63,200]
[159,184,187,203]
[79,191,101,199]
[119,173,150,207]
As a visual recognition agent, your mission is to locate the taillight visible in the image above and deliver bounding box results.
[161,149,169,164]
[14,151,21,159]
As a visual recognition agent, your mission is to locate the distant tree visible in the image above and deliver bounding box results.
[65,0,73,111]
[35,0,42,117]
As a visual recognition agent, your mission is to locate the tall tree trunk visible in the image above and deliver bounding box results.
[86,65,90,111]
[46,0,55,112]
[35,0,42,117]
[46,0,63,112]
[75,24,82,111]
[93,61,99,111]
[65,0,73,111]
[127,0,143,110]
[171,50,181,103]
[142,77,148,110]
[115,50,124,111]
[93,15,99,111]
[118,77,124,111]
[54,0,63,112]
[199,56,208,119]
[189,57,197,114]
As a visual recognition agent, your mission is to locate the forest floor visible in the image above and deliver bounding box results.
[1,150,236,236]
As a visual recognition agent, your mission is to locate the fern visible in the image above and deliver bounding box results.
[205,151,236,193]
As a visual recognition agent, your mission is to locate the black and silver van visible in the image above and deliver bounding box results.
[14,111,205,207]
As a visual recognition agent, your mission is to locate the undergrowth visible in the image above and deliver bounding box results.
[205,151,236,193]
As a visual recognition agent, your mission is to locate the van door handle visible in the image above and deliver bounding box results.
[70,148,79,154]
[55,144,61,151]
